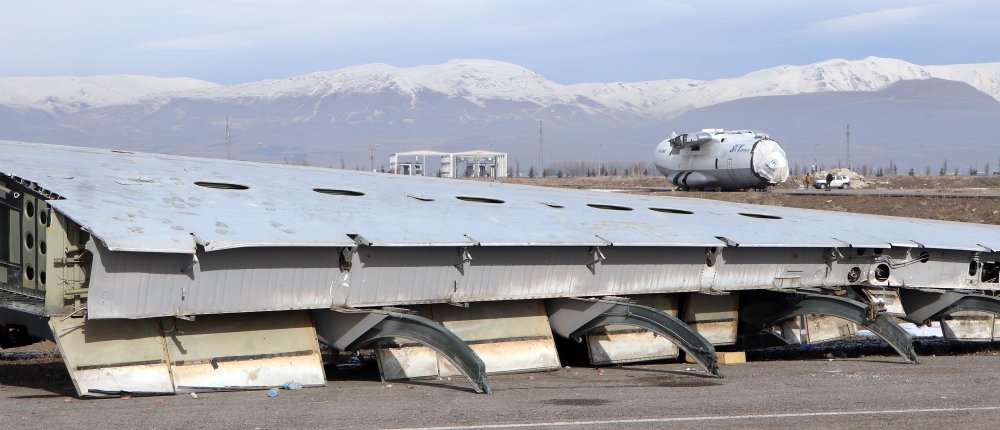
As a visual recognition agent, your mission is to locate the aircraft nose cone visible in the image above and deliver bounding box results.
[752,139,790,183]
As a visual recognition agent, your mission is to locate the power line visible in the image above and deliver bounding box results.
[538,118,543,171]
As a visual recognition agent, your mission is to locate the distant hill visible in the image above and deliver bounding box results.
[1,57,998,170]
[668,78,1000,171]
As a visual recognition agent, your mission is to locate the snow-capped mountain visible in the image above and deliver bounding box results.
[1,57,999,169]
[139,56,992,118]
[0,75,219,113]
[180,60,578,105]
[924,62,1000,101]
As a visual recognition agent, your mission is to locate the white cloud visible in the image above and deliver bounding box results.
[133,1,692,52]
[808,5,935,34]
[1,0,998,83]
[803,0,998,36]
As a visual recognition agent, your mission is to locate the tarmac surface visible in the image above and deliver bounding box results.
[3,350,1000,429]
[778,188,1000,198]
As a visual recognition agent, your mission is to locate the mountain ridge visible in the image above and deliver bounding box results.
[5,57,1000,116]
[1,57,998,169]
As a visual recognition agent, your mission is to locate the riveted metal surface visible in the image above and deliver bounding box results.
[2,141,998,254]
[87,241,345,319]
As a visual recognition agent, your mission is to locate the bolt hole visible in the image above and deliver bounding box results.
[24,233,34,250]
[39,241,46,255]
[650,207,693,215]
[856,248,866,256]
[24,201,35,218]
[457,196,505,204]
[314,188,365,196]
[406,194,434,202]
[970,261,979,276]
[24,264,34,281]
[848,267,861,283]
[40,271,46,285]
[874,263,891,282]
[874,249,884,255]
[194,181,249,190]
[39,210,49,226]
[738,212,781,219]
[918,251,930,263]
[587,203,632,211]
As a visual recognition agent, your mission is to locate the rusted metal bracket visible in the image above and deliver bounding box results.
[544,297,722,378]
[312,309,491,394]
[742,290,918,363]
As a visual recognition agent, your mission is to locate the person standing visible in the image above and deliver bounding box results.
[825,173,834,191]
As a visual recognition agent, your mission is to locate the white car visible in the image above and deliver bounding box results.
[812,175,851,189]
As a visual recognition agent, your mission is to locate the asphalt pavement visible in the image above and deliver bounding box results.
[3,352,1000,429]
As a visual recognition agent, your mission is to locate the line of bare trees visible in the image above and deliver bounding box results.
[791,158,1000,177]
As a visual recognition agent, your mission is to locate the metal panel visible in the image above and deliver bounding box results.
[0,190,10,285]
[34,200,48,292]
[683,293,739,345]
[20,194,37,291]
[377,301,560,380]
[940,311,995,341]
[586,294,680,365]
[87,241,346,319]
[1,140,997,255]
[860,287,905,316]
[50,316,175,396]
[51,311,325,396]
[164,311,326,391]
[434,301,560,376]
[781,315,858,344]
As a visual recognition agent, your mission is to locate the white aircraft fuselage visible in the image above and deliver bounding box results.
[654,129,789,190]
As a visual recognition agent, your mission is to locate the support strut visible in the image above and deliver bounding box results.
[312,309,491,394]
[936,294,1000,316]
[742,291,919,363]
[545,298,722,377]
[899,289,1000,323]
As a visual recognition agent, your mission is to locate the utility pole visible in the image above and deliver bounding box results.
[369,144,379,172]
[538,118,543,175]
[226,116,232,160]
[598,143,603,176]
[846,124,850,170]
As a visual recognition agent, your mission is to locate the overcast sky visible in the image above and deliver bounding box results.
[2,0,997,84]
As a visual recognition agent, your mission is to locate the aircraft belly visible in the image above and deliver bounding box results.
[658,166,762,189]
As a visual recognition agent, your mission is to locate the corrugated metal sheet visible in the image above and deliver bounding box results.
[84,234,992,318]
[87,241,345,319]
[3,141,999,318]
[3,140,998,252]
[347,247,786,307]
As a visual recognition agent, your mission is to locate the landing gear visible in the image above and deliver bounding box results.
[545,298,722,377]
[313,309,492,393]
[741,291,918,363]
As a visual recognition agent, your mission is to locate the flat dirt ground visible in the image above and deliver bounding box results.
[504,174,1000,225]
[3,173,1000,429]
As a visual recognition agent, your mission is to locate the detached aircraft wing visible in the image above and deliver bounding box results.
[0,140,997,396]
